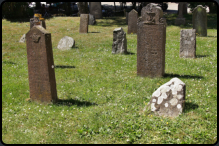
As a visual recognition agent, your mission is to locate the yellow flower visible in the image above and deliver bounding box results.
[151,115,152,117]
[161,119,163,121]
[166,122,168,124]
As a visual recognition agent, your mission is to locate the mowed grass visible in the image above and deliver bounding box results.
[2,13,217,144]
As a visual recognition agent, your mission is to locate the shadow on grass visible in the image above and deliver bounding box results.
[88,32,100,33]
[97,17,126,26]
[196,55,210,58]
[125,51,135,55]
[164,73,203,79]
[56,98,98,107]
[54,65,75,69]
[2,61,16,64]
[183,101,199,113]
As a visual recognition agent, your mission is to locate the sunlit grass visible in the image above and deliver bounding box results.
[2,14,217,144]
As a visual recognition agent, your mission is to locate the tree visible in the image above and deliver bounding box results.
[188,2,217,13]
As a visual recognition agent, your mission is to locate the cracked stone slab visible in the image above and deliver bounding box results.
[149,77,186,117]
[112,27,127,54]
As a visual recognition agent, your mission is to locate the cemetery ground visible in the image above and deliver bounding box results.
[2,13,217,144]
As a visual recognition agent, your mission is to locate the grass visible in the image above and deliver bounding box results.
[2,13,217,144]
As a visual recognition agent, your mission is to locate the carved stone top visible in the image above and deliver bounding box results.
[141,3,163,25]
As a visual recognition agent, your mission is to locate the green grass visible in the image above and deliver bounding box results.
[2,13,217,144]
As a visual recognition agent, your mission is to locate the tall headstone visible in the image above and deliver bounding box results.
[89,14,96,25]
[79,14,89,33]
[192,5,207,36]
[180,29,196,58]
[175,2,186,26]
[26,25,58,103]
[89,2,102,19]
[148,78,186,117]
[128,9,138,34]
[112,27,127,54]
[78,2,89,15]
[137,3,166,77]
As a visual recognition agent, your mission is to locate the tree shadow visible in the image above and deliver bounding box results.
[2,61,16,64]
[54,65,75,69]
[97,17,126,27]
[88,32,100,33]
[183,101,199,113]
[164,73,203,79]
[55,98,98,107]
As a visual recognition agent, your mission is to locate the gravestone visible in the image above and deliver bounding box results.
[148,78,186,117]
[79,14,89,33]
[89,14,96,25]
[126,12,128,24]
[30,17,46,29]
[57,36,75,50]
[19,34,26,43]
[89,2,102,19]
[26,25,58,103]
[192,5,207,36]
[112,27,127,54]
[137,3,166,77]
[177,2,187,15]
[180,29,196,58]
[78,2,89,15]
[175,2,186,26]
[128,9,138,34]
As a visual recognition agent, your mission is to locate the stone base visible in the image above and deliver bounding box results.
[175,18,186,26]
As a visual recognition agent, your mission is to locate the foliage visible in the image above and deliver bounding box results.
[2,2,34,19]
[188,2,217,13]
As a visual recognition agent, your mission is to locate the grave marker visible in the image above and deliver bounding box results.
[137,3,166,77]
[180,29,196,58]
[89,14,96,25]
[112,27,127,54]
[89,2,102,19]
[192,5,207,36]
[128,9,138,34]
[79,14,89,33]
[26,25,58,103]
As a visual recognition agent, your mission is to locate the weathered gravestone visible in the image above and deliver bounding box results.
[112,27,127,54]
[192,5,207,36]
[79,14,89,33]
[19,34,26,43]
[175,2,186,26]
[137,3,166,77]
[30,15,46,29]
[57,36,75,50]
[89,14,96,25]
[26,25,58,103]
[128,9,138,34]
[177,2,187,15]
[78,2,89,15]
[89,2,102,19]
[180,29,196,58]
[148,77,186,117]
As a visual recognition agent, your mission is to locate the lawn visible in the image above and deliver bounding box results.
[2,13,217,144]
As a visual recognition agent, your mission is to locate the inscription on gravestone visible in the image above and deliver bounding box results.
[128,9,138,34]
[192,5,207,36]
[26,25,58,103]
[79,14,89,33]
[180,29,196,58]
[137,3,166,77]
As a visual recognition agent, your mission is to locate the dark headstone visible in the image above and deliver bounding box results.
[180,29,196,58]
[128,9,138,34]
[79,14,89,33]
[89,2,102,19]
[78,2,89,15]
[192,5,207,36]
[26,25,58,103]
[175,2,186,26]
[137,3,166,77]
[89,14,96,25]
[112,27,127,54]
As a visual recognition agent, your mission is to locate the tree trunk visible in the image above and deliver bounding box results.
[114,2,116,12]
[208,2,217,13]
